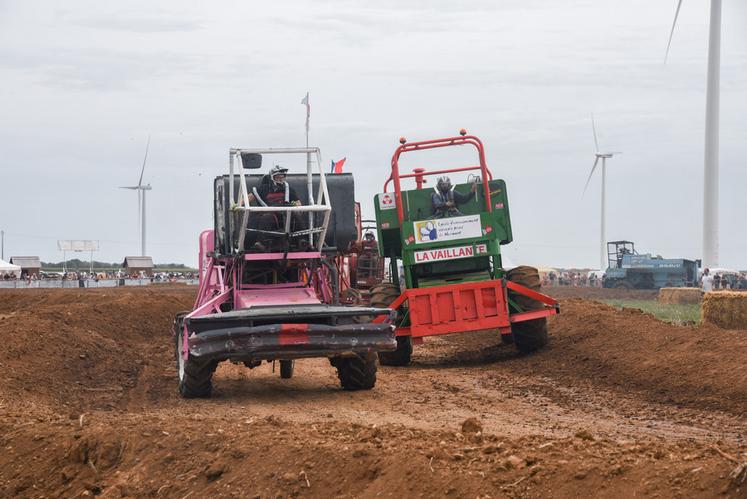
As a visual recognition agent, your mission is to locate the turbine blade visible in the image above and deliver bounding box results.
[664,0,684,64]
[119,186,139,189]
[138,135,150,187]
[583,157,600,196]
[591,114,600,152]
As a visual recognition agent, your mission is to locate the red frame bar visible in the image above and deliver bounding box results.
[373,279,559,339]
[385,134,495,225]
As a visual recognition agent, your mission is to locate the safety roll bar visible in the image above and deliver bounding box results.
[228,147,332,252]
[384,133,495,225]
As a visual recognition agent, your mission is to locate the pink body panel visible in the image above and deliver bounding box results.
[198,230,216,286]
[235,288,320,309]
[243,251,321,261]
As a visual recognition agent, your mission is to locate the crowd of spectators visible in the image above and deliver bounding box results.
[542,271,604,287]
[0,270,197,283]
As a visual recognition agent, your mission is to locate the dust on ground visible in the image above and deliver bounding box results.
[0,287,745,498]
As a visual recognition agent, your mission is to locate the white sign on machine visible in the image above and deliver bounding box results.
[378,192,396,210]
[413,215,481,244]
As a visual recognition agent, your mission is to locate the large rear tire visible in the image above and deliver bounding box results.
[506,266,548,354]
[334,352,377,390]
[174,314,218,398]
[369,282,412,366]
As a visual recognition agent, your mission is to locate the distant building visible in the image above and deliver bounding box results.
[123,256,154,277]
[10,256,41,277]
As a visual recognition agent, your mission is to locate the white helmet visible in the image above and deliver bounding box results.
[269,165,288,186]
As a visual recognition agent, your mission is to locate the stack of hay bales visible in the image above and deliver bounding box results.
[658,287,702,305]
[702,292,747,330]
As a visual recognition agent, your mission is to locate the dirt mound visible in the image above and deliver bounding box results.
[1,288,746,498]
[545,299,747,415]
[0,289,193,412]
[431,299,747,416]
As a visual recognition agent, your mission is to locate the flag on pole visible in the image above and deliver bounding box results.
[301,92,310,134]
[331,157,347,174]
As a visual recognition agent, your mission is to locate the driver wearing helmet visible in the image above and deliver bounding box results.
[362,231,377,249]
[431,176,477,218]
[246,165,302,207]
[243,165,306,251]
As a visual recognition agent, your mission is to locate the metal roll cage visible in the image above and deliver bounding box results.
[228,147,332,253]
[384,134,494,225]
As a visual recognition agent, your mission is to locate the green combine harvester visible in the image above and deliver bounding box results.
[370,130,559,365]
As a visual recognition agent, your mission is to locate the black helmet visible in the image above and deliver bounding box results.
[436,176,452,193]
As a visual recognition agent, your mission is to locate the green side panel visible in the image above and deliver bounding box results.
[373,193,403,258]
[394,180,512,245]
[374,179,513,285]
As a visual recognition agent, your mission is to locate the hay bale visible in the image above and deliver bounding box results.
[658,287,702,305]
[702,291,747,330]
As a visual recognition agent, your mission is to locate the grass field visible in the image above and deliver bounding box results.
[600,299,701,324]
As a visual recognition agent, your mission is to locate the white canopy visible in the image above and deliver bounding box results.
[0,258,22,277]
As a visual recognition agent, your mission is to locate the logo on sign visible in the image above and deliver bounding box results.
[415,221,437,242]
[378,193,396,210]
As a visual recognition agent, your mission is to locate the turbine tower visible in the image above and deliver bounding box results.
[583,116,621,270]
[666,0,721,267]
[119,136,152,257]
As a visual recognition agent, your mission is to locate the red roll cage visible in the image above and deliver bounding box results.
[383,132,494,225]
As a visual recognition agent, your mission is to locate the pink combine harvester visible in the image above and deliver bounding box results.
[173,147,396,398]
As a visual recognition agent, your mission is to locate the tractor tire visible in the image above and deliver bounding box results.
[280,360,294,379]
[334,352,377,390]
[174,315,218,398]
[369,282,412,366]
[506,266,548,354]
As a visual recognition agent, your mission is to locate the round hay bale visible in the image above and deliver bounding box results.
[702,291,747,330]
[658,287,702,305]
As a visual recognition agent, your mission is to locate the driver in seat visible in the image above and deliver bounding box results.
[244,166,306,251]
[247,165,302,208]
[431,176,477,218]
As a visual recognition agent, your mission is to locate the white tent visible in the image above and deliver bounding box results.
[0,258,21,278]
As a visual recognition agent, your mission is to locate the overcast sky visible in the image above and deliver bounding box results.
[1,0,746,269]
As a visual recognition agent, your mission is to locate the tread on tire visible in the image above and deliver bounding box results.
[335,352,377,390]
[369,282,412,366]
[174,313,218,398]
[505,266,549,354]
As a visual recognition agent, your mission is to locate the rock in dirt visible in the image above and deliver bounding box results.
[204,463,226,481]
[461,417,482,434]
[504,455,525,469]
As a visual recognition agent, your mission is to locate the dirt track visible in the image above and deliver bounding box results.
[1,287,745,498]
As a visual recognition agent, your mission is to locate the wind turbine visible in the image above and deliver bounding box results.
[665,0,721,267]
[583,116,621,271]
[119,136,152,257]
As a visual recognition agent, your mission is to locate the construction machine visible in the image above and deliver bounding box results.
[173,147,396,398]
[603,241,699,289]
[369,131,559,365]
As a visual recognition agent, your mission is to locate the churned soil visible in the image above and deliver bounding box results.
[0,287,745,498]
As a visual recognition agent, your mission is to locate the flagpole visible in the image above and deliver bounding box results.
[302,92,311,182]
[302,92,312,243]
